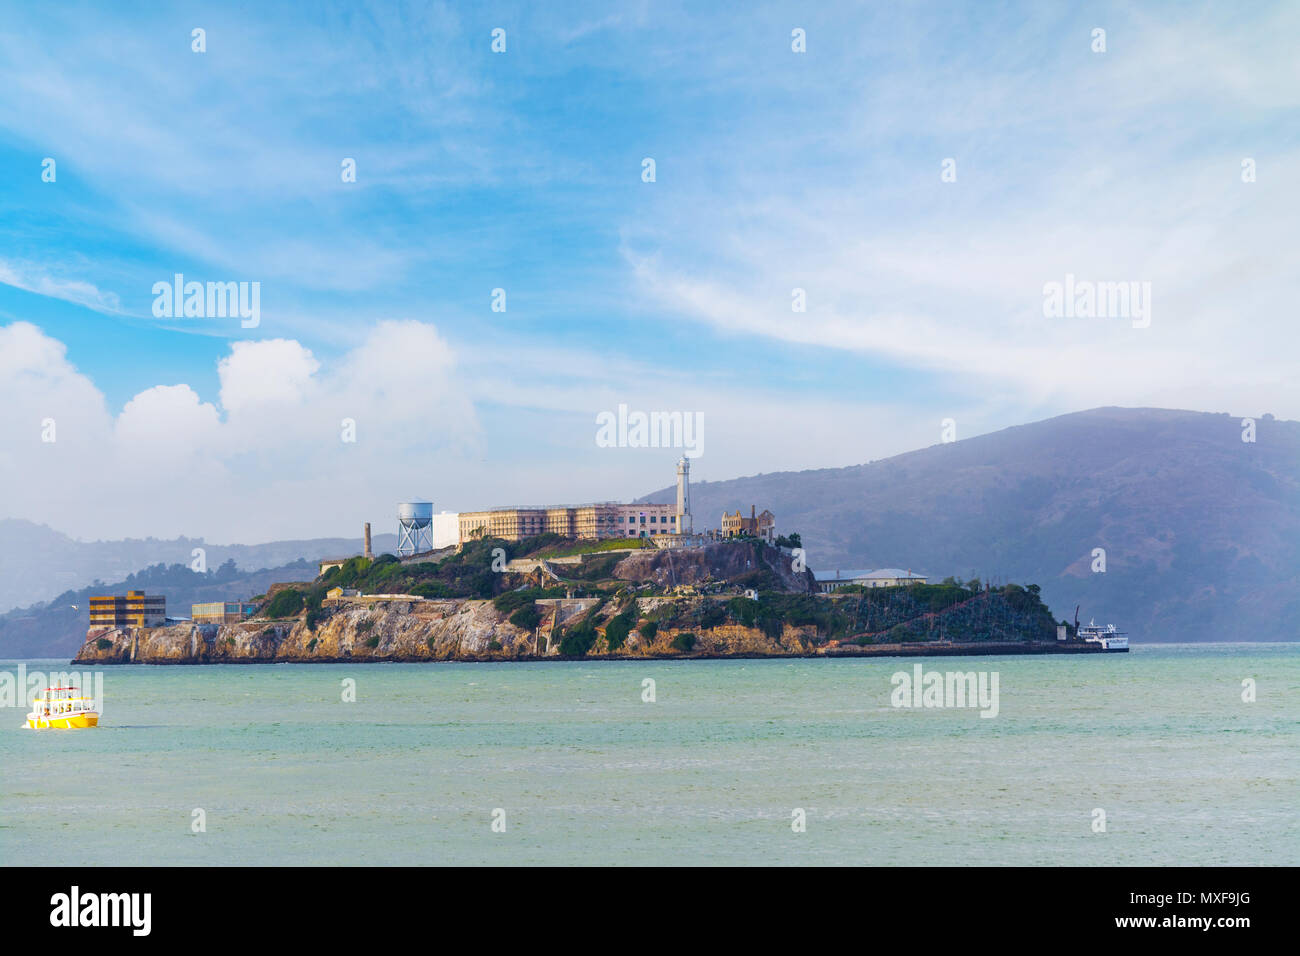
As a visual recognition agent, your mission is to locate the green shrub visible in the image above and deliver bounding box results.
[487,639,503,651]
[529,536,648,559]
[566,553,624,581]
[306,637,318,651]
[342,555,373,580]
[758,611,784,639]
[727,597,760,627]
[603,608,637,650]
[559,623,598,657]
[305,586,326,612]
[95,637,112,651]
[671,632,697,653]
[509,605,541,630]
[304,609,321,632]
[494,589,539,613]
[411,581,454,599]
[639,620,658,641]
[467,570,497,598]
[695,603,727,629]
[356,617,374,633]
[265,589,304,618]
[365,635,380,649]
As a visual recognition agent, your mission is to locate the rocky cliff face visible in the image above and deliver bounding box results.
[614,540,813,591]
[73,596,813,664]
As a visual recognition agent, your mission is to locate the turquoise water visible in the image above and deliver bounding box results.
[2,644,1296,865]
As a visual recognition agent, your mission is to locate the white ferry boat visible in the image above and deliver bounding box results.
[1077,620,1128,651]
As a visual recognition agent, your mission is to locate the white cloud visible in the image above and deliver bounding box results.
[337,319,458,404]
[0,320,480,542]
[219,339,320,413]
[0,260,123,315]
[115,385,221,452]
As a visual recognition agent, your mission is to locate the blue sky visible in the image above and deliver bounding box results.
[1,1,1297,542]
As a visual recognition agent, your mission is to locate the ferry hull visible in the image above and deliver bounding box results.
[25,712,99,729]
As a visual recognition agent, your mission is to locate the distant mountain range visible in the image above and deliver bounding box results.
[3,406,1296,655]
[639,407,1300,643]
[0,520,394,615]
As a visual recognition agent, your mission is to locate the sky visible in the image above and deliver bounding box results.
[1,0,1297,544]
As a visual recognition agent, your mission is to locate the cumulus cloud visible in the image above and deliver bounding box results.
[115,385,221,453]
[0,320,112,451]
[0,320,479,542]
[218,339,321,413]
[338,319,457,401]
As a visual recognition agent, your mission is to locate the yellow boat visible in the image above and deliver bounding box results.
[25,685,99,729]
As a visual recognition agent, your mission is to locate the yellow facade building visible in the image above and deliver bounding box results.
[721,506,776,542]
[89,591,166,628]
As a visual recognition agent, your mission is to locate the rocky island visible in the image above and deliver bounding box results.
[73,538,1107,664]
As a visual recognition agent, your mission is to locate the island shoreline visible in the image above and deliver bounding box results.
[72,640,1121,665]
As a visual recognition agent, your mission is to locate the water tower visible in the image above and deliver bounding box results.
[396,501,433,556]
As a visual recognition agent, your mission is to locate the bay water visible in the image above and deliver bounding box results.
[2,643,1295,865]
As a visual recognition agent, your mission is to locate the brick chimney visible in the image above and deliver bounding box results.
[364,522,372,559]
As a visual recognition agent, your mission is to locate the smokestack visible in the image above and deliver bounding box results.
[751,504,755,519]
[364,522,372,559]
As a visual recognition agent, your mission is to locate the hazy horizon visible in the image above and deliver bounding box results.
[4,403,1281,548]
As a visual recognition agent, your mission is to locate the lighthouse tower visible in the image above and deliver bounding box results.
[676,456,693,534]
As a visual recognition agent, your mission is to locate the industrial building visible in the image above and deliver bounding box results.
[813,569,929,593]
[319,460,705,561]
[89,591,166,628]
[457,501,682,543]
[431,511,459,550]
[721,506,777,543]
[455,457,696,545]
[191,601,259,625]
[325,586,423,605]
